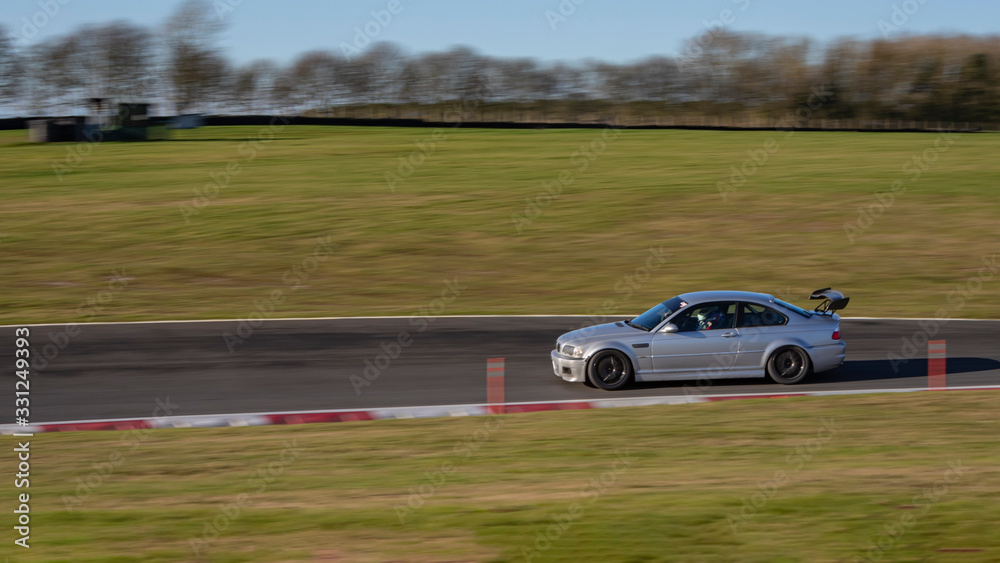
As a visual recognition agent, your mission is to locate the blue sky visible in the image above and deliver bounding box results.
[3,0,997,65]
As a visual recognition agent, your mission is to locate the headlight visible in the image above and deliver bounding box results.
[561,344,584,358]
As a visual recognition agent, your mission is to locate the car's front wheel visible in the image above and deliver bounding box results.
[766,346,811,384]
[587,350,633,391]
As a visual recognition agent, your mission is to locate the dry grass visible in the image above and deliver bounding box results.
[0,126,998,325]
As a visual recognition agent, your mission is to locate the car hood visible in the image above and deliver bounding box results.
[559,321,644,345]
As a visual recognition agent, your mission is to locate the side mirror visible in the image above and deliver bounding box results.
[660,323,678,333]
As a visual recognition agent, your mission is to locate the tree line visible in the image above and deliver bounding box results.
[1,0,998,125]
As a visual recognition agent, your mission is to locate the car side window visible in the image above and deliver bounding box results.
[671,302,737,332]
[740,303,788,327]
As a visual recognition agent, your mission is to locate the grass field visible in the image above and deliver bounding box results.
[1,391,997,562]
[1,125,998,324]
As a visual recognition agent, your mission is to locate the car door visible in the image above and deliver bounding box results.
[649,301,739,379]
[732,302,791,373]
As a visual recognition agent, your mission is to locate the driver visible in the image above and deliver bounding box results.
[697,309,723,330]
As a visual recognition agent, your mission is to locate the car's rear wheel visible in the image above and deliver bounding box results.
[587,350,633,391]
[766,346,811,384]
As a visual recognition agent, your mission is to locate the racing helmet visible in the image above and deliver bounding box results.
[698,309,722,329]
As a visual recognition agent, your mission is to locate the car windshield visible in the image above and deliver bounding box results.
[774,298,813,318]
[629,296,687,331]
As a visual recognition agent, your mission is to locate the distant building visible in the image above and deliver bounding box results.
[28,98,167,142]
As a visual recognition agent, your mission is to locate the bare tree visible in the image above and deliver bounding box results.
[358,42,405,105]
[549,62,593,101]
[0,26,20,106]
[396,52,446,104]
[490,58,549,102]
[231,59,278,114]
[163,0,226,113]
[487,58,531,102]
[289,50,346,113]
[22,32,87,114]
[333,55,371,109]
[395,56,425,105]
[269,67,299,115]
[441,46,489,102]
[590,61,634,101]
[78,21,156,101]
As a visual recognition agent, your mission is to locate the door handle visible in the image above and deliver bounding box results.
[722,332,738,338]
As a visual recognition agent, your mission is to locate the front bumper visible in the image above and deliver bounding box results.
[551,350,586,383]
[810,341,847,373]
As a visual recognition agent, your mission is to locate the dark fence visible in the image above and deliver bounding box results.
[190,115,995,132]
[0,117,30,130]
[1,114,993,133]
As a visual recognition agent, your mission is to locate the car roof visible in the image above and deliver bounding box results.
[677,290,776,304]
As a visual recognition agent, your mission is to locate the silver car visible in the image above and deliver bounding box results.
[551,289,848,390]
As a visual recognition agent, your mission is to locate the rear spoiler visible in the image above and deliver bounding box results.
[809,288,849,314]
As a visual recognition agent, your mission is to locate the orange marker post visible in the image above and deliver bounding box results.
[928,340,947,389]
[487,358,505,414]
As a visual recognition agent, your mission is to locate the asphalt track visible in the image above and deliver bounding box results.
[3,317,999,422]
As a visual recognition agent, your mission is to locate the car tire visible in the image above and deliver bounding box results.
[766,346,811,384]
[587,350,633,391]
